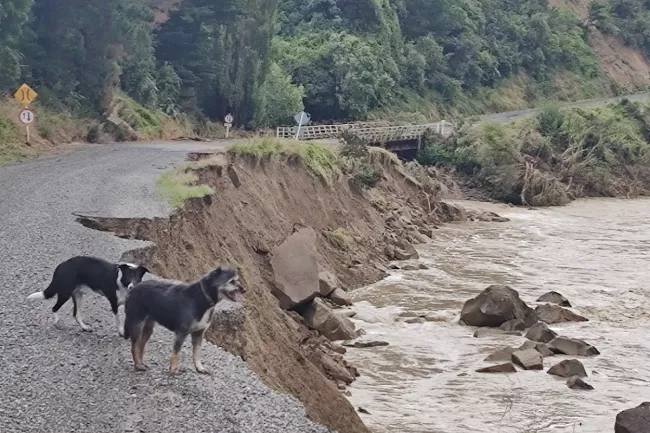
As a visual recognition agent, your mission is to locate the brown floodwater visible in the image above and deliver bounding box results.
[345,198,650,433]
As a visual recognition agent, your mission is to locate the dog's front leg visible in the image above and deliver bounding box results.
[169,333,187,375]
[107,294,124,336]
[191,331,210,375]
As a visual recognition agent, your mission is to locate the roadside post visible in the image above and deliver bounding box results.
[13,83,38,144]
[293,111,311,140]
[224,113,234,138]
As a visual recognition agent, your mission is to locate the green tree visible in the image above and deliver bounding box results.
[0,0,33,89]
[252,62,304,127]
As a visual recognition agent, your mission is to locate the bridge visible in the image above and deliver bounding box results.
[275,120,454,157]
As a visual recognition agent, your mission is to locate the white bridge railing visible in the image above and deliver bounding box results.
[276,120,454,142]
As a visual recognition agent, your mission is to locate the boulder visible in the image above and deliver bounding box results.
[511,349,543,370]
[329,288,353,306]
[336,310,356,319]
[302,298,357,341]
[525,322,558,343]
[500,319,526,332]
[536,291,572,308]
[471,211,510,223]
[318,268,340,296]
[615,402,650,433]
[343,340,389,349]
[566,376,594,390]
[548,337,600,357]
[270,227,320,309]
[393,240,419,261]
[417,227,434,238]
[476,363,517,373]
[519,340,554,357]
[406,317,426,324]
[460,285,537,327]
[484,347,516,362]
[535,304,588,324]
[409,230,431,244]
[547,359,587,378]
[320,354,355,384]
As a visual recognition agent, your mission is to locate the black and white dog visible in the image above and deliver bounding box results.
[27,256,149,336]
[124,266,245,374]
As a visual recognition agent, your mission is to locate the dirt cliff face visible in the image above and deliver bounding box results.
[77,152,462,433]
[548,0,650,90]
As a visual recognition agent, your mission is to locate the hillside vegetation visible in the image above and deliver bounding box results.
[2,0,650,135]
[418,98,650,205]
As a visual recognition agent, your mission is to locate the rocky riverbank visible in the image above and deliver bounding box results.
[75,142,511,432]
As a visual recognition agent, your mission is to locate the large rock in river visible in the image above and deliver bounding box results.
[476,363,517,373]
[484,346,516,362]
[525,322,557,343]
[460,285,537,327]
[547,359,587,378]
[535,304,588,324]
[270,227,320,309]
[302,298,357,341]
[547,337,600,357]
[536,291,572,307]
[511,349,544,370]
[615,402,650,433]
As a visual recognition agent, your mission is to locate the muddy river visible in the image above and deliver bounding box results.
[346,198,650,433]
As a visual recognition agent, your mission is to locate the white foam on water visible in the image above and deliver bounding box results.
[345,198,650,433]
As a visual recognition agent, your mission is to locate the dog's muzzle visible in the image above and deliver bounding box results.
[225,288,245,302]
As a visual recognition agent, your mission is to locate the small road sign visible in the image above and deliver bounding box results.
[14,83,38,107]
[19,109,35,125]
[224,114,234,138]
[294,111,311,125]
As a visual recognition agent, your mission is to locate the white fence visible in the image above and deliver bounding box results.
[276,120,454,142]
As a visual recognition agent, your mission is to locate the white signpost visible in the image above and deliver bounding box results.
[19,108,35,143]
[224,113,234,138]
[293,111,311,140]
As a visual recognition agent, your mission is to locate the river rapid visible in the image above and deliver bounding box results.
[345,198,650,433]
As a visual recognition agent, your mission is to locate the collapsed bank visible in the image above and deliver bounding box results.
[76,140,649,433]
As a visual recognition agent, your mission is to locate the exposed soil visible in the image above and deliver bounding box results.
[548,0,650,90]
[76,151,466,433]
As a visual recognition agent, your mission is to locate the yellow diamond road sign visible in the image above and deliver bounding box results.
[14,83,38,107]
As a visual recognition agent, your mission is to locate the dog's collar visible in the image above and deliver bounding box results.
[199,281,216,307]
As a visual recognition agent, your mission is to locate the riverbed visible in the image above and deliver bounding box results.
[345,198,650,433]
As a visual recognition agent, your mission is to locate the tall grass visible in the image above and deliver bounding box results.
[156,169,215,208]
[229,137,339,184]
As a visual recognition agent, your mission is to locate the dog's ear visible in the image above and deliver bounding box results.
[137,265,149,277]
[204,266,234,287]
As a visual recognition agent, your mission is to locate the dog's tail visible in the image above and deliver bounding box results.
[26,283,57,301]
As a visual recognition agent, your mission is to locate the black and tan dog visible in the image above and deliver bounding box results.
[123,266,245,374]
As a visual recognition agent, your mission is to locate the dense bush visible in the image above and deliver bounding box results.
[417,100,650,205]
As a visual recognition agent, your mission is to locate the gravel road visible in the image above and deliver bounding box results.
[0,143,331,433]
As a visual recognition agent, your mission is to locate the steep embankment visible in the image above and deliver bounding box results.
[548,0,650,90]
[76,141,472,433]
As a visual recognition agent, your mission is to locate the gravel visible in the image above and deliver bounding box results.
[0,143,331,433]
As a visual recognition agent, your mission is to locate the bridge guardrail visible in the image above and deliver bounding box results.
[276,120,454,142]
